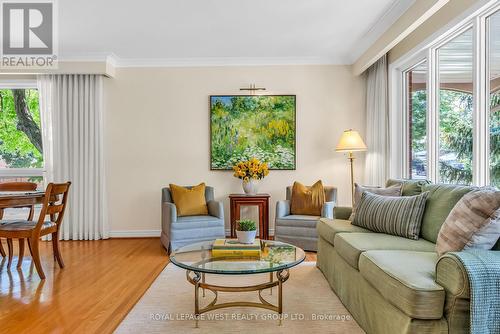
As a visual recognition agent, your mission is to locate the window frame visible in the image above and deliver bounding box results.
[402,58,428,179]
[0,79,44,179]
[389,0,500,186]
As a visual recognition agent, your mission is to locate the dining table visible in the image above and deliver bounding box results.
[0,191,46,258]
[0,191,46,212]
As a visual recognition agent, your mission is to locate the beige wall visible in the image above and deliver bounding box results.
[388,0,477,64]
[103,65,366,234]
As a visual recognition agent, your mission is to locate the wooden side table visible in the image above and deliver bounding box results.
[229,194,270,240]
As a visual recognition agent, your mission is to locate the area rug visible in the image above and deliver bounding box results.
[115,262,364,333]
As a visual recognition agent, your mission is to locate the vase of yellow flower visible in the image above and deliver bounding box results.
[232,158,269,195]
[242,178,259,195]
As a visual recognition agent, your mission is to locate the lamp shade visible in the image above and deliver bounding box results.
[335,129,367,152]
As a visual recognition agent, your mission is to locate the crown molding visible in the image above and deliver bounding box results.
[2,54,347,76]
[108,56,347,68]
[55,53,348,68]
[353,0,450,75]
[389,0,498,70]
[348,0,416,63]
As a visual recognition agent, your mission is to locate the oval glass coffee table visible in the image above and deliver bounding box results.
[170,240,305,326]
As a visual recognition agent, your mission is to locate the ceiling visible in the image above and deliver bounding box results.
[58,0,414,66]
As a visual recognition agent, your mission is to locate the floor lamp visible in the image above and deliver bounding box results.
[335,129,367,206]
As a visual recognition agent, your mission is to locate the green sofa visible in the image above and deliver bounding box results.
[316,180,500,334]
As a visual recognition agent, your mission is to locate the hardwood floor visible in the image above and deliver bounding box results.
[0,238,169,334]
[0,238,317,334]
[305,251,317,262]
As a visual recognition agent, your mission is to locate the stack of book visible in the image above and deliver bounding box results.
[212,239,261,258]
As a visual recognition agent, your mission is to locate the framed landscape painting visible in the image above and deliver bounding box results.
[210,95,296,170]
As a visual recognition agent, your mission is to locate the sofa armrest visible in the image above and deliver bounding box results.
[321,201,335,219]
[436,253,470,333]
[161,202,177,234]
[276,200,291,219]
[207,200,224,220]
[334,206,352,220]
[436,253,470,298]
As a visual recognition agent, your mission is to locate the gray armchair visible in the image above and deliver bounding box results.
[275,186,337,251]
[161,185,225,253]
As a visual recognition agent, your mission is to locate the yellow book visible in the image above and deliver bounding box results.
[213,238,261,250]
[211,249,261,258]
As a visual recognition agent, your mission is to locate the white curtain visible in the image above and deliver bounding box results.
[364,55,389,186]
[38,74,108,240]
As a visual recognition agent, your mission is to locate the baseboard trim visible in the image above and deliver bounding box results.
[109,230,161,238]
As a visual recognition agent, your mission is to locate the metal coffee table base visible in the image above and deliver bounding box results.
[186,269,290,327]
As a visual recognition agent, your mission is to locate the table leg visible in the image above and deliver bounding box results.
[202,272,206,297]
[277,269,289,326]
[278,276,283,325]
[269,272,273,295]
[192,271,201,328]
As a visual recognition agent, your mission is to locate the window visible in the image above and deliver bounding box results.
[488,10,500,188]
[437,29,473,185]
[396,3,500,188]
[406,61,428,179]
[0,84,44,189]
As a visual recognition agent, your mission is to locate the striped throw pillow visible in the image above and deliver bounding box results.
[349,183,402,221]
[353,191,430,240]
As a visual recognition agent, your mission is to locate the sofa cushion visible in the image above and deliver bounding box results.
[175,215,223,227]
[171,216,224,241]
[386,179,431,196]
[334,232,435,269]
[420,184,476,243]
[276,215,320,250]
[275,224,318,238]
[359,250,445,319]
[316,218,370,246]
[276,214,319,228]
[333,206,352,220]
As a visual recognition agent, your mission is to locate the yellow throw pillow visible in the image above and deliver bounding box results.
[290,180,326,216]
[169,183,209,217]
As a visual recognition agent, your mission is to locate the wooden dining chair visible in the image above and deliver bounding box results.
[0,182,71,279]
[0,181,38,266]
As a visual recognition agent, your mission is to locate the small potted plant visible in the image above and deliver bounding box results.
[236,219,257,244]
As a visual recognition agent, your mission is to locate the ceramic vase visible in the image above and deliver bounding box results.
[242,178,259,195]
